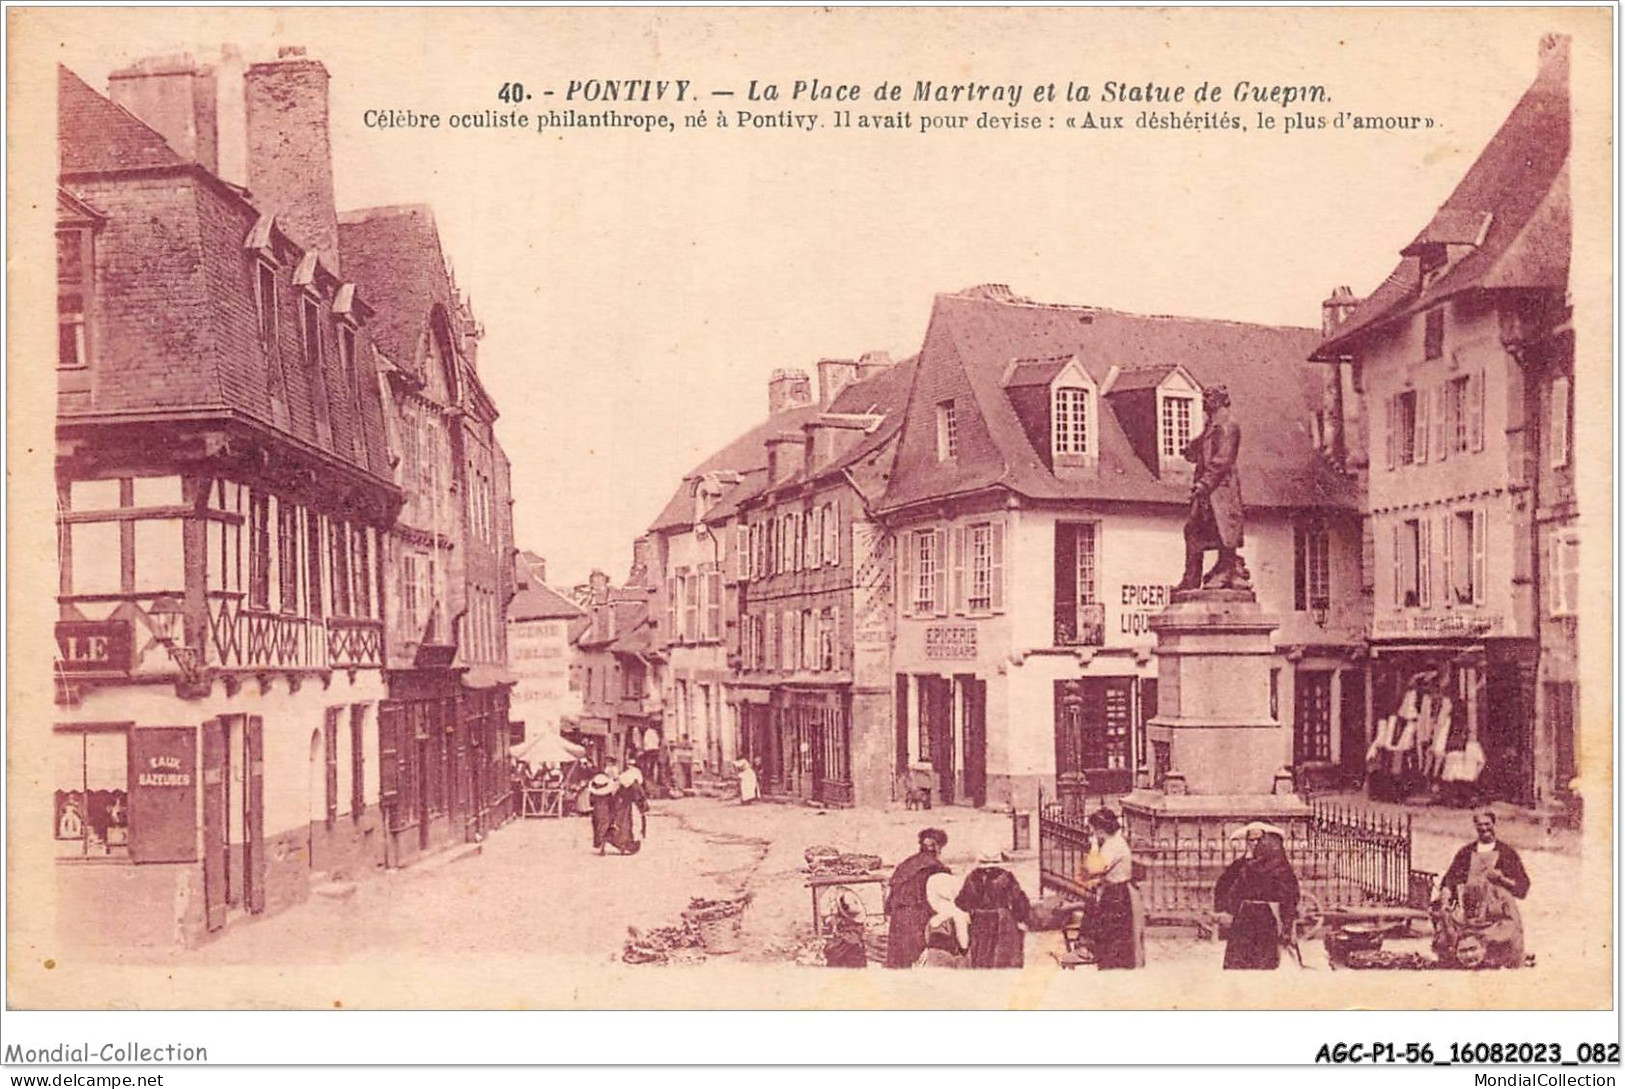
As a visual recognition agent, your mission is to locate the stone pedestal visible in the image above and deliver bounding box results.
[1123,589,1309,839]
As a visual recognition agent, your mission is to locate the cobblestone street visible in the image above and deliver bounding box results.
[47,794,1594,1011]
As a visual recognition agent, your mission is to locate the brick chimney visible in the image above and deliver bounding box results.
[108,54,219,173]
[244,47,340,275]
[855,349,894,381]
[1321,285,1358,337]
[767,368,813,415]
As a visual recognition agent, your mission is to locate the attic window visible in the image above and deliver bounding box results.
[1160,395,1194,458]
[1053,387,1090,455]
[937,401,958,460]
[254,261,278,347]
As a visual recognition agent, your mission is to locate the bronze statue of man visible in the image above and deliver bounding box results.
[1177,385,1250,592]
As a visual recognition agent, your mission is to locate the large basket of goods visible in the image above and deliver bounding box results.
[804,845,885,877]
[682,894,753,954]
[622,923,703,965]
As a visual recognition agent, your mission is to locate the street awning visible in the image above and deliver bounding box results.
[511,731,586,766]
[565,716,611,737]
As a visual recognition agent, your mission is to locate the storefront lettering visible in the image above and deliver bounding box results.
[924,625,977,659]
[54,621,133,673]
[1373,613,1504,637]
[1119,584,1176,637]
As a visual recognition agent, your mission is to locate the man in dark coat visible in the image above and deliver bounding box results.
[1178,385,1250,592]
[885,828,948,968]
[587,763,618,854]
[955,842,1032,968]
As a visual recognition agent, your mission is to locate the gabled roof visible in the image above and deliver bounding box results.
[338,205,460,382]
[647,403,826,533]
[58,66,187,174]
[509,584,586,622]
[1313,41,1569,360]
[1106,364,1181,393]
[1003,357,1074,389]
[881,290,1356,513]
[576,597,652,651]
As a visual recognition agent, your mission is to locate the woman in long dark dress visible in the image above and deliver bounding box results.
[1214,825,1299,969]
[606,766,650,855]
[954,842,1032,968]
[1087,808,1146,970]
[587,764,618,854]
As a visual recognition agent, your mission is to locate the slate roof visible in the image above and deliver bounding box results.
[56,66,393,487]
[58,66,186,174]
[337,206,454,380]
[509,584,586,622]
[1003,358,1073,388]
[880,289,1357,513]
[1106,364,1182,393]
[1313,41,1570,360]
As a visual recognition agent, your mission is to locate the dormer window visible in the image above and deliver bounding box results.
[1160,395,1194,458]
[1053,387,1091,455]
[57,229,91,370]
[937,400,958,461]
[254,261,278,347]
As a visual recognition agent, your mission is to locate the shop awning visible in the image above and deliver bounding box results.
[565,716,611,737]
[1370,643,1485,656]
[511,731,586,766]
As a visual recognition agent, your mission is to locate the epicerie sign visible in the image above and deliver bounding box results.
[924,625,977,660]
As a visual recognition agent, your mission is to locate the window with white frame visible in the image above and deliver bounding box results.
[1394,518,1429,607]
[968,522,994,611]
[736,524,749,580]
[1547,528,1579,617]
[706,571,722,640]
[1160,395,1194,458]
[913,530,939,614]
[823,503,839,566]
[1444,509,1486,606]
[1550,374,1572,469]
[1293,524,1330,612]
[937,400,958,461]
[1054,387,1090,456]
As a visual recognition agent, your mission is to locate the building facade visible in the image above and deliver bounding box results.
[54,60,397,946]
[877,287,1366,809]
[340,202,518,862]
[571,572,661,772]
[731,356,908,807]
[507,552,586,747]
[1313,36,1575,810]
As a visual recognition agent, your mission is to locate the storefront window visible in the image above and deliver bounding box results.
[54,726,129,858]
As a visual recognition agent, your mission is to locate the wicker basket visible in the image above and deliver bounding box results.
[696,914,743,954]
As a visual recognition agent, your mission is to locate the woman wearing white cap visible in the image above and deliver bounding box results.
[916,870,970,968]
[954,838,1031,968]
[1214,822,1300,969]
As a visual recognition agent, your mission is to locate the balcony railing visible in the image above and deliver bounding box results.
[1054,601,1106,647]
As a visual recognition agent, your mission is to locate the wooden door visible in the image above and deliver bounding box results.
[960,677,987,808]
[201,718,228,932]
[1338,667,1367,779]
[923,676,954,805]
[244,716,266,914]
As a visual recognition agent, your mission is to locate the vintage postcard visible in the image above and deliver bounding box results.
[5,5,1614,1022]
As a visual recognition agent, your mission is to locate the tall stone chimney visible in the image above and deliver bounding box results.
[244,48,340,275]
[767,368,814,415]
[816,359,860,407]
[856,349,894,381]
[108,54,219,173]
[1321,285,1358,337]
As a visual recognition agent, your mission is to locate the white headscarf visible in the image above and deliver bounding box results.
[925,870,969,950]
[618,766,645,789]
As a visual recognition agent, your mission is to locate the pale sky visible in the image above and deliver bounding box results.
[37,6,1606,588]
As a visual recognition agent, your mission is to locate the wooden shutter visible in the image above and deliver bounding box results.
[990,520,1005,613]
[379,701,402,819]
[735,524,748,579]
[900,530,915,616]
[1390,523,1403,607]
[1293,525,1307,611]
[349,706,365,820]
[1418,519,1432,608]
[1469,370,1486,452]
[1413,388,1430,464]
[1472,509,1487,605]
[932,529,948,616]
[1551,376,1571,468]
[1384,397,1397,469]
[828,503,840,566]
[665,577,677,644]
[1434,382,1450,462]
[1442,514,1455,607]
[201,718,227,931]
[1054,524,1077,641]
[324,708,339,829]
[246,715,266,913]
[951,526,967,613]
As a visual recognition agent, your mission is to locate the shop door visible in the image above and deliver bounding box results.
[201,718,228,932]
[1484,658,1537,805]
[1054,679,1133,794]
[1339,668,1367,779]
[958,676,987,808]
[921,676,954,805]
[808,703,828,805]
[244,716,266,914]
[1294,671,1334,765]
